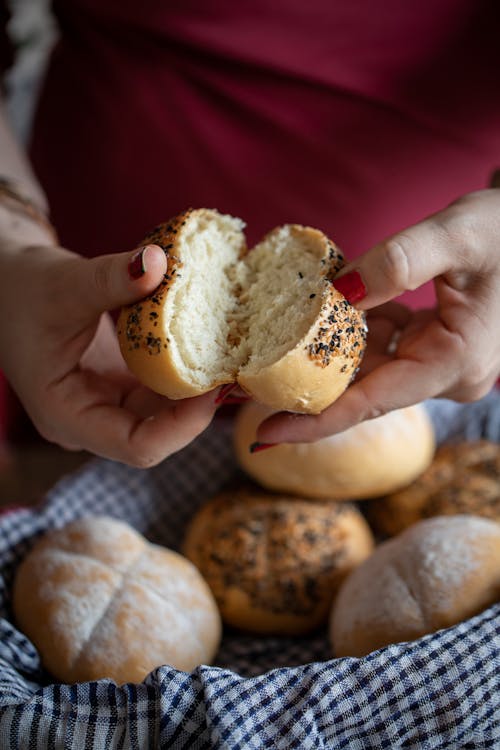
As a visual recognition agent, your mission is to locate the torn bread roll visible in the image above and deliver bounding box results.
[183,487,375,635]
[330,515,500,657]
[13,516,222,684]
[117,208,367,414]
[234,401,435,500]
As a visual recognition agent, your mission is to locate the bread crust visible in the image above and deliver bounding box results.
[234,401,436,500]
[117,209,230,398]
[367,440,500,536]
[330,515,500,657]
[117,209,367,413]
[238,279,367,414]
[183,487,375,635]
[12,516,222,684]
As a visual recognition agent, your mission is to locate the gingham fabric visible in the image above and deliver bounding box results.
[0,393,499,750]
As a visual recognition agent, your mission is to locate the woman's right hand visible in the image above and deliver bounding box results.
[0,237,218,467]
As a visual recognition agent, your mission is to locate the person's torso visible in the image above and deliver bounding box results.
[31,0,500,307]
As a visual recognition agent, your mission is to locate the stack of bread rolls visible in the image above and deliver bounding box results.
[181,400,439,637]
[224,400,500,651]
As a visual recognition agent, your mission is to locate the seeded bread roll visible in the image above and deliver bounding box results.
[330,515,500,657]
[234,401,435,500]
[117,208,367,414]
[366,440,500,537]
[12,516,222,685]
[183,487,375,635]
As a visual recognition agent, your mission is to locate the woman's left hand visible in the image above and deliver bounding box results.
[256,188,500,445]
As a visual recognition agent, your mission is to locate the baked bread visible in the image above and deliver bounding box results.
[117,208,367,414]
[234,401,435,500]
[366,440,500,537]
[330,514,500,657]
[12,516,222,684]
[183,486,375,635]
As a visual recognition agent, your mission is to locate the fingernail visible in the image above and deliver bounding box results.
[128,246,150,280]
[214,384,237,404]
[334,271,367,304]
[249,442,278,453]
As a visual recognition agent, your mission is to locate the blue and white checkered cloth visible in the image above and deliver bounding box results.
[0,392,499,749]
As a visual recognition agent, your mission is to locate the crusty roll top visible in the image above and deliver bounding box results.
[13,516,222,684]
[330,514,500,657]
[367,439,500,536]
[183,487,374,634]
[234,401,436,500]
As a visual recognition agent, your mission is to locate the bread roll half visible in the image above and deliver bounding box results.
[117,208,367,414]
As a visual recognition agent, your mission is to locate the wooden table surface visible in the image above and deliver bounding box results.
[0,442,90,510]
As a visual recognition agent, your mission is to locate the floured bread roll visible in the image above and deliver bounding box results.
[117,208,367,414]
[330,515,500,657]
[183,487,375,635]
[12,516,222,684]
[234,401,435,499]
[367,440,500,537]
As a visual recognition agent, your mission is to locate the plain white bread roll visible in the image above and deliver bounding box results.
[234,401,436,500]
[330,515,500,657]
[117,208,367,414]
[12,516,222,684]
[183,487,375,635]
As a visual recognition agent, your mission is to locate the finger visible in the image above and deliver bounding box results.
[363,317,399,354]
[79,314,130,375]
[332,196,493,311]
[256,321,459,444]
[62,244,168,324]
[121,383,183,420]
[42,376,217,467]
[124,392,218,467]
[256,358,444,444]
[368,301,412,328]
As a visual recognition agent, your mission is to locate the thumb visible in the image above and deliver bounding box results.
[69,244,168,321]
[332,212,463,311]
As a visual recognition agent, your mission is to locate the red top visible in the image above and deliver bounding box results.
[12,1,500,306]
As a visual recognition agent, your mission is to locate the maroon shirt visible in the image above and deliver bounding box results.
[19,0,500,309]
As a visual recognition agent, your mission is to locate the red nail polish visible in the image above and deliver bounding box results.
[334,271,367,304]
[128,247,149,280]
[249,442,277,453]
[214,384,238,404]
